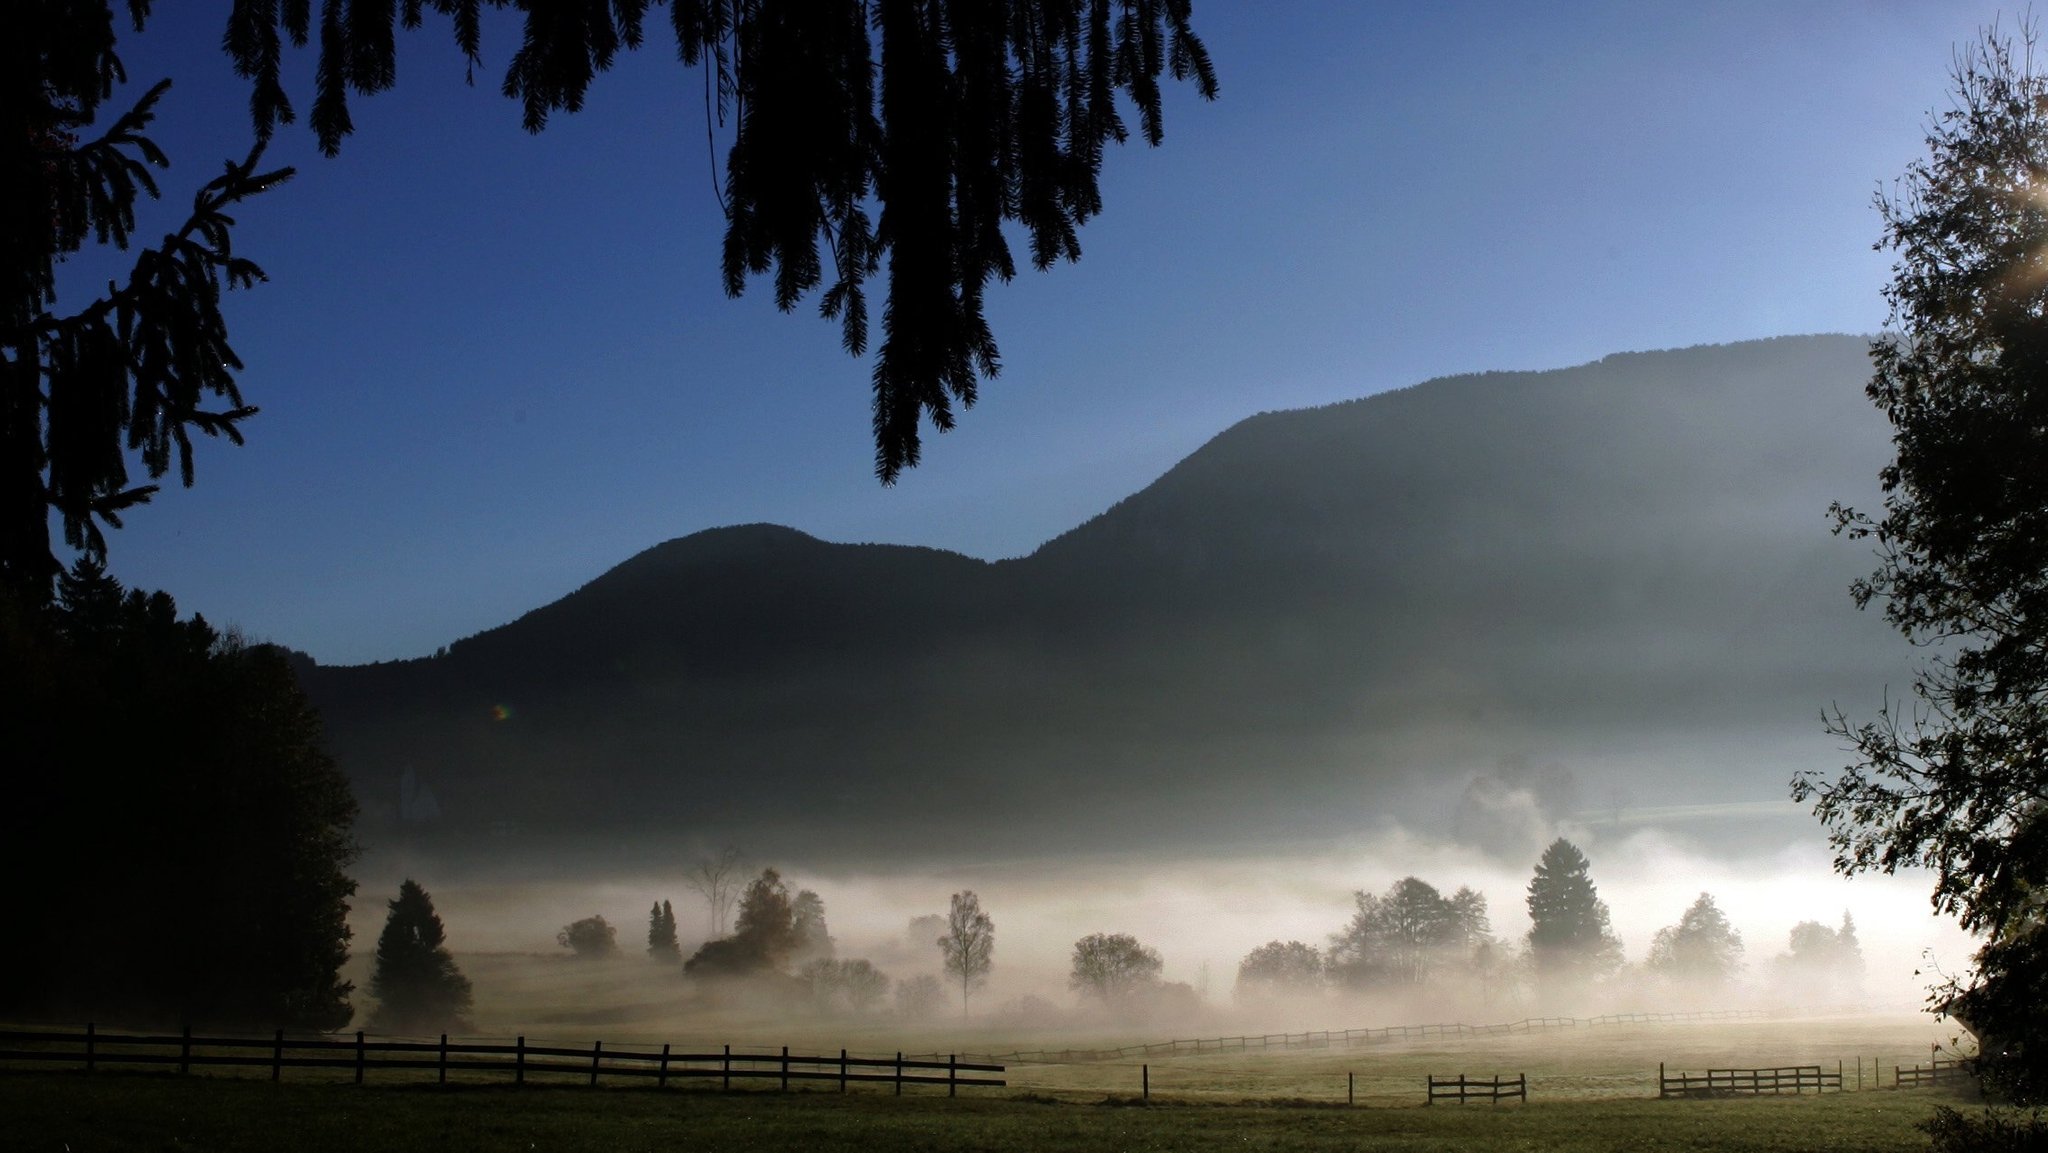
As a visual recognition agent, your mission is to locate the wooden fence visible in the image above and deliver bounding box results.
[1427,1073,1526,1104]
[1658,1062,1841,1098]
[1895,1058,1973,1089]
[0,1026,1003,1094]
[922,1009,1768,1065]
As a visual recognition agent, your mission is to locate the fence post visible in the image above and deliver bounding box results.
[1348,1071,1354,1106]
[780,1045,789,1093]
[355,1031,365,1085]
[86,1022,95,1074]
[1143,1064,1149,1101]
[658,1043,670,1089]
[1658,1062,1665,1100]
[895,1052,903,1096]
[517,1036,526,1086]
[181,1024,191,1076]
[949,1055,958,1098]
[840,1049,847,1094]
[273,1028,283,1082]
[591,1040,603,1087]
[439,1034,448,1085]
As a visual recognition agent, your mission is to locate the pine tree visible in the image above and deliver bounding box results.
[1524,838,1623,994]
[368,880,472,1035]
[647,900,680,963]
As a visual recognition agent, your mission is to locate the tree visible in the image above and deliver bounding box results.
[1524,838,1623,994]
[791,889,834,965]
[684,847,745,938]
[841,959,889,1014]
[4,10,293,595]
[1328,877,1490,990]
[1646,893,1743,987]
[1793,20,2048,1101]
[1773,912,1865,993]
[8,3,1217,587]
[558,915,619,958]
[647,900,680,963]
[1234,940,1324,1000]
[368,880,473,1034]
[684,866,797,978]
[895,973,945,1021]
[938,890,994,1017]
[1069,933,1163,1003]
[0,558,358,1029]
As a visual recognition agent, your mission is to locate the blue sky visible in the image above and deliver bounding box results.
[79,2,1983,664]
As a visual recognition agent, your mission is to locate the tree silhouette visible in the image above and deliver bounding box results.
[938,890,994,1017]
[7,3,1217,586]
[1524,838,1623,994]
[1234,940,1324,999]
[647,900,680,963]
[1794,20,2048,1102]
[1069,932,1162,1003]
[0,558,357,1029]
[557,915,619,958]
[1329,877,1490,989]
[1647,893,1743,987]
[368,880,473,1035]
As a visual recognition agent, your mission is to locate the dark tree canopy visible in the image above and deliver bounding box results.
[683,866,798,979]
[557,914,620,958]
[647,899,680,962]
[1794,22,2048,1102]
[5,2,291,596]
[219,0,1216,482]
[5,3,1216,595]
[0,558,358,1029]
[368,879,473,1034]
[1524,838,1622,991]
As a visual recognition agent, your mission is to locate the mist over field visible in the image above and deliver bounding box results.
[296,335,1962,1040]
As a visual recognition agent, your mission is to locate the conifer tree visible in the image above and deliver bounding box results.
[368,879,473,1035]
[647,899,680,963]
[1524,838,1623,993]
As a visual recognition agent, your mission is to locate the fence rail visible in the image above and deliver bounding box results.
[1427,1073,1526,1104]
[1896,1058,1973,1089]
[918,1009,1769,1066]
[0,1026,1003,1094]
[1658,1062,1841,1098]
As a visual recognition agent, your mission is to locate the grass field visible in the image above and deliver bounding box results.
[2,1015,1973,1151]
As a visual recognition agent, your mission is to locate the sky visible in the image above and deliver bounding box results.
[75,1,1987,665]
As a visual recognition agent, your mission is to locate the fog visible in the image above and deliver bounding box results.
[346,818,1973,1040]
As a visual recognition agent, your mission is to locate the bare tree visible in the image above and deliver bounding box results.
[683,847,745,938]
[938,891,994,1018]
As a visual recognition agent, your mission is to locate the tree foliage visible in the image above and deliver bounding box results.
[938,889,994,1016]
[1524,838,1622,992]
[215,0,1216,484]
[683,866,798,978]
[1646,892,1743,986]
[0,558,358,1028]
[1328,877,1491,990]
[1773,912,1864,991]
[647,899,680,963]
[1068,932,1162,1003]
[1793,21,2048,1101]
[1234,940,1324,999]
[368,879,473,1034]
[5,4,1216,588]
[4,5,292,595]
[557,914,620,958]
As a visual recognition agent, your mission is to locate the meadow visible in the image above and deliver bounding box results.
[2,1008,1973,1151]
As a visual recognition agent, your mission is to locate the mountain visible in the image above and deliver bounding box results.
[301,335,1905,867]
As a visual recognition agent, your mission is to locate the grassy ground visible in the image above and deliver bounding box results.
[1,1070,1959,1153]
[3,1016,1975,1152]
